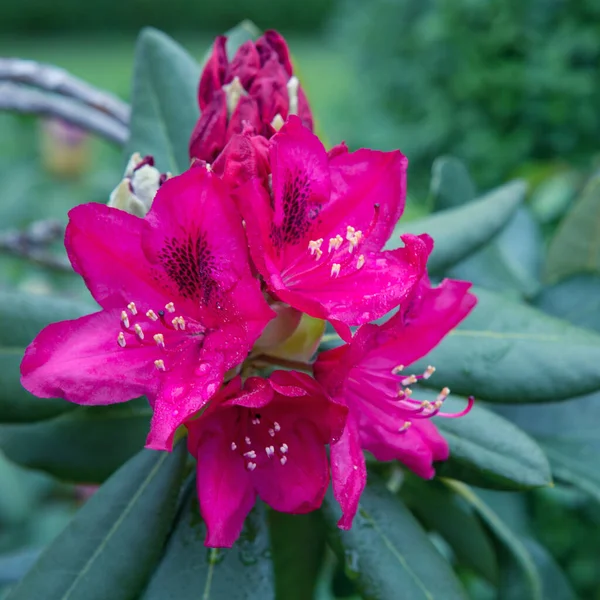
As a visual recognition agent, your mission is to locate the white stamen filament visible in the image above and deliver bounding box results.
[287,76,299,115]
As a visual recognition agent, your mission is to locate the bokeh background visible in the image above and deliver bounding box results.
[1,1,600,598]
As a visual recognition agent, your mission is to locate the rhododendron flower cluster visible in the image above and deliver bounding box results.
[20,30,476,547]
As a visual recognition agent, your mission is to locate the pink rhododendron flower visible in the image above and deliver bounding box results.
[21,167,274,451]
[186,370,346,547]
[237,116,431,338]
[189,30,313,163]
[314,278,477,528]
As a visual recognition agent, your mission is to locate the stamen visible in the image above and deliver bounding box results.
[265,446,275,458]
[165,302,175,313]
[121,311,130,328]
[399,422,412,432]
[243,451,257,459]
[134,324,144,340]
[280,443,288,454]
[437,387,450,403]
[127,302,138,315]
[308,238,324,260]
[251,418,260,425]
[171,316,186,331]
[331,263,341,278]
[146,309,158,321]
[401,375,418,386]
[268,428,275,437]
[346,226,363,253]
[280,456,288,466]
[245,436,252,445]
[392,365,404,375]
[153,333,165,347]
[117,332,126,348]
[437,395,475,419]
[231,442,237,451]
[247,462,257,471]
[356,254,365,269]
[328,235,343,252]
[273,422,281,432]
[154,359,165,371]
[423,365,436,380]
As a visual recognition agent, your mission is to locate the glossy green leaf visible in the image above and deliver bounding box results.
[529,171,578,225]
[126,28,200,174]
[444,481,543,600]
[269,511,326,600]
[400,476,498,582]
[6,443,187,600]
[534,274,600,333]
[141,481,273,600]
[389,180,526,273]
[0,291,93,423]
[430,394,552,490]
[545,174,600,282]
[430,156,476,211]
[414,287,600,402]
[0,399,150,483]
[448,207,543,299]
[322,478,467,600]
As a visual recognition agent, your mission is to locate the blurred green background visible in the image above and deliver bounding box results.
[1,1,599,598]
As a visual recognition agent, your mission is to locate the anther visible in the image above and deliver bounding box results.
[146,309,158,321]
[399,422,412,432]
[172,316,186,331]
[437,387,450,403]
[251,418,260,425]
[268,428,275,437]
[280,443,288,454]
[117,332,126,348]
[331,263,341,278]
[392,365,404,375]
[308,238,324,260]
[121,311,130,328]
[153,333,165,347]
[165,302,175,313]
[423,365,436,380]
[231,442,237,451]
[356,254,365,269]
[127,302,137,315]
[154,359,165,371]
[266,446,275,458]
[247,462,257,471]
[328,235,343,253]
[134,324,144,340]
[243,451,257,459]
[280,456,288,466]
[401,375,418,386]
[273,422,281,432]
[245,436,252,445]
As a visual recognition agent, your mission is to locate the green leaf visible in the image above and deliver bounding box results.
[430,156,476,211]
[6,443,187,600]
[322,478,467,600]
[141,481,273,600]
[389,180,526,274]
[444,481,543,600]
[0,399,150,483]
[414,287,600,402]
[126,28,200,174]
[400,476,498,582]
[545,174,600,282]
[448,207,543,299]
[0,291,93,423]
[269,511,326,600]
[529,171,578,225]
[534,274,600,333]
[430,394,552,490]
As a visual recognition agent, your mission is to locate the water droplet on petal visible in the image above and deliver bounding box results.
[206,383,217,396]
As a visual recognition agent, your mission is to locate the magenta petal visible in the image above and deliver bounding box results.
[193,413,256,548]
[252,419,329,513]
[65,203,167,311]
[198,36,228,109]
[21,310,160,404]
[330,414,366,529]
[189,92,228,162]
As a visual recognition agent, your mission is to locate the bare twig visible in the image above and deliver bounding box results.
[0,58,130,125]
[0,82,128,146]
[0,219,72,272]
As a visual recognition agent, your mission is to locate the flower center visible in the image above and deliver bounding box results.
[115,300,205,372]
[231,410,291,471]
